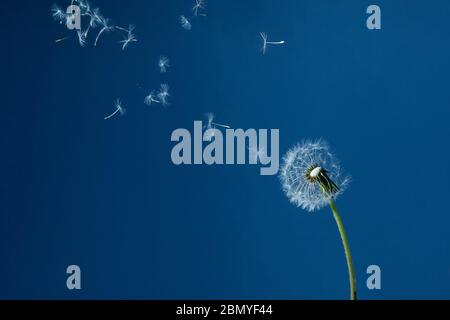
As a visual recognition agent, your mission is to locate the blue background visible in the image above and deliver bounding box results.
[1,0,450,299]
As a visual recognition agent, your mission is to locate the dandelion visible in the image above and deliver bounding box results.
[94,18,114,46]
[260,32,285,54]
[192,0,206,16]
[117,25,137,50]
[158,56,170,73]
[104,99,126,120]
[279,139,356,300]
[144,91,161,106]
[51,4,66,24]
[157,84,170,106]
[180,15,192,30]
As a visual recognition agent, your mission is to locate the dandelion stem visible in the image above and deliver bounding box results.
[329,199,357,300]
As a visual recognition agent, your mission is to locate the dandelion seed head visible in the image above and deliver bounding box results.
[279,139,350,212]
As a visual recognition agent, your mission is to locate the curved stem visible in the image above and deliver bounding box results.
[329,199,357,300]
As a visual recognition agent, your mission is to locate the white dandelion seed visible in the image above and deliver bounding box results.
[279,139,356,300]
[77,0,91,14]
[117,25,137,50]
[157,84,170,106]
[144,91,161,106]
[76,30,87,47]
[260,32,285,54]
[158,56,170,73]
[203,113,216,141]
[279,139,350,212]
[89,8,103,28]
[81,23,91,39]
[180,15,192,30]
[51,4,66,24]
[94,18,114,47]
[203,113,230,141]
[192,0,206,16]
[55,36,71,43]
[205,113,230,129]
[104,99,126,120]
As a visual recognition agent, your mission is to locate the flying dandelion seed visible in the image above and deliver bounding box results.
[192,0,206,16]
[157,84,170,106]
[158,56,170,73]
[104,99,126,120]
[203,113,230,141]
[78,0,91,13]
[76,30,87,47]
[94,18,114,46]
[55,36,71,43]
[279,139,356,300]
[260,32,285,54]
[117,25,137,50]
[51,4,67,24]
[204,113,230,129]
[180,15,192,30]
[144,91,161,106]
[81,24,91,39]
[89,8,103,28]
[203,113,216,141]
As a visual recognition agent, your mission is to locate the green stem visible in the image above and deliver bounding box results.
[329,199,357,300]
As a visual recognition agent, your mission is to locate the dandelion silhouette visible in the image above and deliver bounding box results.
[104,99,126,120]
[279,140,356,300]
[260,32,285,54]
